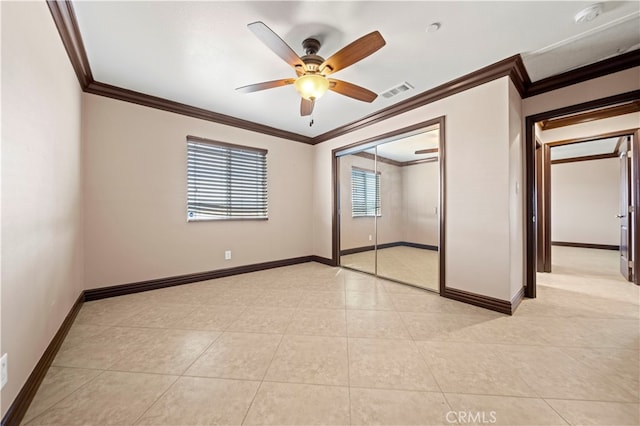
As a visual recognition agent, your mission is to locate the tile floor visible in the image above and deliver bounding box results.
[22,247,639,425]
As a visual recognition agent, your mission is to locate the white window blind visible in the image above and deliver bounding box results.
[351,167,380,217]
[187,136,268,221]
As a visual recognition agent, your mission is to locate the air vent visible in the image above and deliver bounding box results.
[381,82,414,99]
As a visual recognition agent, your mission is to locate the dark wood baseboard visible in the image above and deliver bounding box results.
[442,287,517,315]
[310,255,337,267]
[552,241,619,251]
[511,286,525,312]
[2,292,85,426]
[85,256,319,301]
[340,241,437,256]
[401,242,438,251]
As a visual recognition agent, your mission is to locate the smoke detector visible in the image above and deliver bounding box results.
[574,3,603,24]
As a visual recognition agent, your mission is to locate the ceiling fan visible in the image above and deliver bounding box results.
[236,21,386,117]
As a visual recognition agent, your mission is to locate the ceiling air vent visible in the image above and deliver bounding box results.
[381,82,414,99]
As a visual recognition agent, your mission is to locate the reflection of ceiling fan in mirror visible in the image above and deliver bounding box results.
[236,22,386,117]
[415,148,439,155]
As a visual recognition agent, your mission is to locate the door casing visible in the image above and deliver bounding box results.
[525,90,640,297]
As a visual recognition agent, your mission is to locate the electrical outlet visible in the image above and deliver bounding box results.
[368,235,372,241]
[224,250,231,260]
[1,353,7,390]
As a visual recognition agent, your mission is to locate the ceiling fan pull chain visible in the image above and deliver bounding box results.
[309,115,314,127]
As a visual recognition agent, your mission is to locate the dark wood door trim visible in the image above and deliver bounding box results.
[633,131,640,285]
[525,90,640,298]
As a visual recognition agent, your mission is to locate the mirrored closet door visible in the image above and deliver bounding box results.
[337,122,441,292]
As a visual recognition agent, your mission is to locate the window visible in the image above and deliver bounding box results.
[351,167,380,217]
[187,136,267,221]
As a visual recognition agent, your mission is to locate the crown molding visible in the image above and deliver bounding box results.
[85,81,312,144]
[540,100,640,130]
[310,55,530,144]
[525,49,640,98]
[46,0,92,88]
[48,0,639,147]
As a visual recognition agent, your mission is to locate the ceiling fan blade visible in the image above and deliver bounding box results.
[248,21,305,71]
[415,148,439,155]
[329,79,377,102]
[300,98,315,116]
[320,31,385,75]
[236,78,295,93]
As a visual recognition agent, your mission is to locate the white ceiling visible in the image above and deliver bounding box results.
[72,1,640,138]
[365,128,439,162]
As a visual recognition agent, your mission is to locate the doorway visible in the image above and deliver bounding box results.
[331,117,445,293]
[525,92,640,297]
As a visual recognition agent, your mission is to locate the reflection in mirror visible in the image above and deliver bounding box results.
[339,150,377,274]
[375,129,439,291]
[337,124,440,292]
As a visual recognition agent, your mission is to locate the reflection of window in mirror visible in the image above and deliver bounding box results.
[351,166,381,217]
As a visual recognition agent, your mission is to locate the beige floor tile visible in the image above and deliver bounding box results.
[264,335,348,386]
[116,302,193,328]
[560,346,640,400]
[58,324,110,349]
[545,399,640,425]
[398,311,487,341]
[444,393,568,425]
[286,308,347,336]
[350,387,452,425]
[518,364,638,402]
[22,367,102,424]
[74,299,143,326]
[108,329,219,375]
[346,290,394,311]
[226,307,295,333]
[381,280,428,294]
[496,345,638,402]
[248,289,304,308]
[416,341,537,397]
[303,277,346,292]
[347,310,411,339]
[28,371,177,425]
[172,305,246,331]
[344,277,387,293]
[136,377,260,425]
[349,338,440,391]
[298,291,346,309]
[184,332,281,380]
[535,317,640,349]
[390,292,501,317]
[243,382,350,425]
[52,327,155,370]
[208,289,267,306]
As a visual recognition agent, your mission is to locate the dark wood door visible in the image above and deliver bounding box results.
[619,136,632,281]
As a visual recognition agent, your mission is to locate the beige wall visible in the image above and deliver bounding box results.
[523,67,640,117]
[402,161,439,246]
[551,158,619,245]
[314,77,517,300]
[1,2,84,416]
[82,94,314,289]
[508,81,524,299]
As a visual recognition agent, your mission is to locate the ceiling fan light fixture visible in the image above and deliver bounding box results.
[294,74,330,100]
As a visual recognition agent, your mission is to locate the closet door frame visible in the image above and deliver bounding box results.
[331,116,446,294]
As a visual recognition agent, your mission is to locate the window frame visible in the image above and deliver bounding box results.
[351,166,381,218]
[187,135,268,222]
